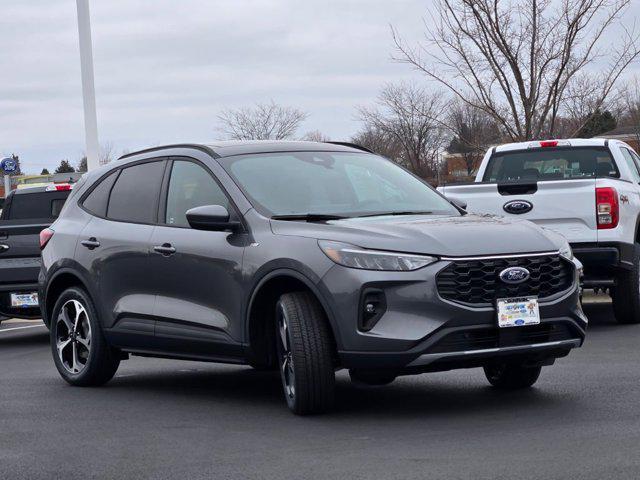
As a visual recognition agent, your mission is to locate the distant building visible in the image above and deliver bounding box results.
[441,152,483,183]
[599,126,640,151]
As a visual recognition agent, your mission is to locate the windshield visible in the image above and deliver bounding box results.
[483,147,619,182]
[222,151,458,217]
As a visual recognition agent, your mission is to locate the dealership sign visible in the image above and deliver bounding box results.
[0,157,17,174]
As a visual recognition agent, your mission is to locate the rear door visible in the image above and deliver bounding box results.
[75,159,166,348]
[461,146,620,243]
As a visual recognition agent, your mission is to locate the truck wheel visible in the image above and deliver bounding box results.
[275,292,335,415]
[611,244,640,324]
[484,363,542,389]
[349,369,396,386]
[50,287,120,386]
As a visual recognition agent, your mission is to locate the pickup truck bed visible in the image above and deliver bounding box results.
[0,186,72,319]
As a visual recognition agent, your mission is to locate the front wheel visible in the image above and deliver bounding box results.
[50,287,120,386]
[484,363,542,389]
[275,292,335,415]
[611,243,640,324]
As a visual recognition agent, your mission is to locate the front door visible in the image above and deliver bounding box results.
[148,158,246,359]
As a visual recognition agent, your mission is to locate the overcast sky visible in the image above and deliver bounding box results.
[1,1,639,174]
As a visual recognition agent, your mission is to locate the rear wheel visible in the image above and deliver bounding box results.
[611,243,640,324]
[484,362,542,389]
[50,287,120,386]
[275,292,335,415]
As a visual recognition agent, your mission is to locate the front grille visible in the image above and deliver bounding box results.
[436,254,574,306]
[429,323,577,354]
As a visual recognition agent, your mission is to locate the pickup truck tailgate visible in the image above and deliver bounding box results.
[441,179,597,242]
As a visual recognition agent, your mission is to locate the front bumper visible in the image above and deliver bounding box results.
[319,257,586,374]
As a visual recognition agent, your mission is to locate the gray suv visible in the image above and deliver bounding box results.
[39,141,586,414]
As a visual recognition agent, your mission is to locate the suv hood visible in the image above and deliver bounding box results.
[270,214,562,257]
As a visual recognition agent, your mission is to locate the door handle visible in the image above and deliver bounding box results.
[153,243,176,256]
[81,237,100,250]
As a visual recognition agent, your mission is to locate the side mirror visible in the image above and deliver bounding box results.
[448,197,467,211]
[185,205,241,232]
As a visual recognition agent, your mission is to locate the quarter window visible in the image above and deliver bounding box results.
[165,160,229,227]
[82,170,118,217]
[107,161,165,223]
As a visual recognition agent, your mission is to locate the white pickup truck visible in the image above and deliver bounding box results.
[438,138,640,324]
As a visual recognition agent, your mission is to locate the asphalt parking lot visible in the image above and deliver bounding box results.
[1,295,639,480]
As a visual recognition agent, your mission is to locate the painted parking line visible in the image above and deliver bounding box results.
[0,324,47,333]
[3,318,43,325]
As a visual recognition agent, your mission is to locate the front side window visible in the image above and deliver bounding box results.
[222,152,457,217]
[165,160,229,227]
[483,147,619,182]
[107,161,165,224]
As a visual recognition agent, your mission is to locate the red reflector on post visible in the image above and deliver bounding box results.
[596,187,619,229]
[39,228,54,250]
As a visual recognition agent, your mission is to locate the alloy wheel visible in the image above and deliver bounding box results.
[56,299,92,374]
[276,303,295,400]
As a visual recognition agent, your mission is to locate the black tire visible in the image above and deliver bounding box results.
[50,287,120,387]
[275,292,335,415]
[349,369,396,386]
[611,243,640,324]
[484,362,542,389]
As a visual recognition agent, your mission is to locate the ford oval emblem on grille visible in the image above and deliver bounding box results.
[499,267,530,284]
[503,200,533,214]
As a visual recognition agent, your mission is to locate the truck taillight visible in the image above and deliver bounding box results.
[596,187,619,229]
[40,228,54,250]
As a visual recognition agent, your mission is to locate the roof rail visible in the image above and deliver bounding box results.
[324,141,373,153]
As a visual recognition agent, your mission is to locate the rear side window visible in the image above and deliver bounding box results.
[7,191,70,220]
[82,170,118,217]
[620,148,640,183]
[483,147,619,182]
[107,161,165,223]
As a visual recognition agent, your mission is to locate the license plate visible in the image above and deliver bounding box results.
[497,296,540,328]
[10,292,39,308]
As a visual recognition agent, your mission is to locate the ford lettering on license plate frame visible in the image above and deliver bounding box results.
[496,296,540,328]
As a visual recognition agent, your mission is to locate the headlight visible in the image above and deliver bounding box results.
[319,240,438,271]
[559,241,574,260]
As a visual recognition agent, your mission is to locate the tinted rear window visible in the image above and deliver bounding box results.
[6,191,70,220]
[82,170,119,217]
[483,147,618,182]
[107,161,165,223]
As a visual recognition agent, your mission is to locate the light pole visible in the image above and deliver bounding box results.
[76,0,100,171]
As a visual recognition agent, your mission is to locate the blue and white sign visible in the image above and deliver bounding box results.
[0,158,18,174]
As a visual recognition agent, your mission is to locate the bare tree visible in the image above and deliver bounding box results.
[352,126,405,165]
[392,0,640,141]
[100,142,116,165]
[217,101,308,140]
[618,77,640,143]
[357,82,448,177]
[301,130,331,142]
[446,102,501,175]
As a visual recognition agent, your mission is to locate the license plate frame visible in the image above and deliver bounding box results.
[10,292,39,308]
[496,296,540,328]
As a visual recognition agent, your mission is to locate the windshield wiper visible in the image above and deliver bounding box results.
[271,213,349,222]
[356,211,434,218]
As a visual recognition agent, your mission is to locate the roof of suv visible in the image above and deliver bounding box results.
[119,140,371,160]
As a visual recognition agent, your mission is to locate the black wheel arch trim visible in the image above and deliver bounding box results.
[42,264,99,328]
[244,266,342,350]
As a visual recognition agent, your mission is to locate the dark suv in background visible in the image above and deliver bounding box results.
[40,141,586,414]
